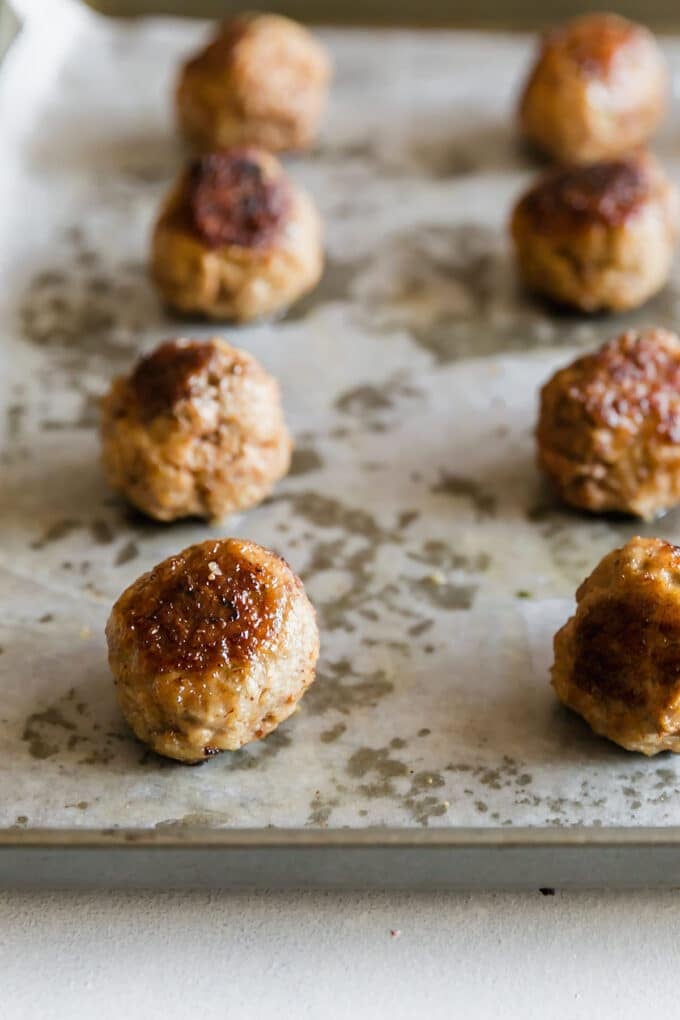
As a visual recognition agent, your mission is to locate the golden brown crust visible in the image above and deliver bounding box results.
[150,148,323,322]
[176,14,331,153]
[130,338,216,419]
[537,329,680,519]
[552,537,680,754]
[510,153,679,313]
[186,150,291,249]
[519,14,667,163]
[101,337,292,522]
[106,538,320,763]
[516,158,650,233]
[111,540,291,675]
[534,13,641,78]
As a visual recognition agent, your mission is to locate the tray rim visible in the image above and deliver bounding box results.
[4,825,680,889]
[4,825,680,847]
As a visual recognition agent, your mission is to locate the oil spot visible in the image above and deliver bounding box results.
[335,376,423,420]
[22,705,77,759]
[39,613,54,624]
[306,659,394,716]
[269,491,394,543]
[21,688,125,764]
[282,255,366,322]
[306,791,339,827]
[90,519,114,545]
[335,385,392,415]
[7,404,25,442]
[19,241,162,394]
[289,447,324,477]
[408,619,433,637]
[431,474,497,518]
[115,540,139,566]
[31,518,81,549]
[225,727,292,771]
[320,722,347,743]
[347,746,409,798]
[409,574,476,610]
[398,510,419,529]
[409,540,491,572]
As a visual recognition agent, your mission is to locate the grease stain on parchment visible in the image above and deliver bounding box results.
[289,447,324,477]
[306,659,394,716]
[22,687,125,764]
[346,745,449,825]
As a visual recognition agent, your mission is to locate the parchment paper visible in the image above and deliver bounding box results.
[5,5,680,830]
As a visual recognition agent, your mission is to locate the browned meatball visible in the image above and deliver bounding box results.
[107,537,319,763]
[101,337,291,522]
[520,14,667,163]
[537,328,680,519]
[176,14,331,153]
[150,147,323,321]
[511,153,679,312]
[553,536,680,754]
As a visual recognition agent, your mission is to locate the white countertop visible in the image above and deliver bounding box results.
[3,887,679,1017]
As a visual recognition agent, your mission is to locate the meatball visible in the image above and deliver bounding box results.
[519,13,667,163]
[101,337,292,522]
[150,147,323,321]
[107,538,320,763]
[511,153,679,312]
[552,536,680,755]
[537,328,680,519]
[176,14,331,153]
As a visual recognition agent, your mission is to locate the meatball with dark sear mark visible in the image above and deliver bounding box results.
[150,147,323,321]
[553,537,680,754]
[100,337,292,522]
[107,537,320,763]
[520,13,667,163]
[537,328,680,519]
[176,13,331,153]
[511,153,678,312]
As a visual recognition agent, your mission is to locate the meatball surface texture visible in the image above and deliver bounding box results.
[511,153,678,312]
[151,147,323,321]
[520,13,667,163]
[107,537,320,763]
[101,337,292,522]
[176,13,331,153]
[553,536,680,754]
[537,328,680,519]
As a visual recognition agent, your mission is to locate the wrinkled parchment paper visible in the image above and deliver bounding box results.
[5,5,680,831]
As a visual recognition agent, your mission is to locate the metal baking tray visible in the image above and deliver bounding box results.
[5,8,680,889]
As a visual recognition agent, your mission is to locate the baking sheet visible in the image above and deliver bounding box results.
[5,7,680,835]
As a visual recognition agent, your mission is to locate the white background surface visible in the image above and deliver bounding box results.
[3,887,680,1018]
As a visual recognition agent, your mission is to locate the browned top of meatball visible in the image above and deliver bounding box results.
[120,539,293,674]
[130,339,216,419]
[569,537,680,706]
[184,150,290,249]
[542,329,680,443]
[516,158,651,233]
[539,14,644,78]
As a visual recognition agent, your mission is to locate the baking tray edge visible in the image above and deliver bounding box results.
[2,826,680,890]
